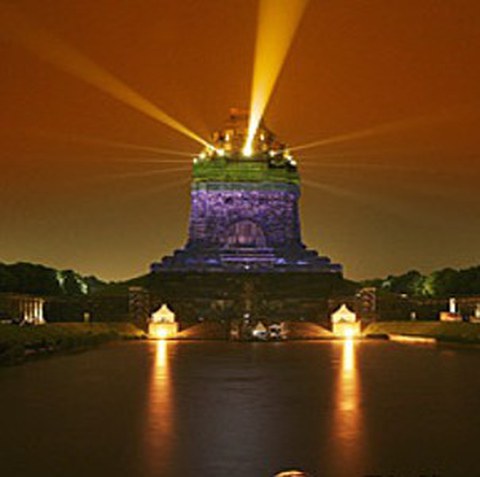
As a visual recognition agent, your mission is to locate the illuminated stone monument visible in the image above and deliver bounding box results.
[151,109,341,274]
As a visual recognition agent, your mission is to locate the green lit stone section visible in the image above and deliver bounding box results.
[192,155,300,185]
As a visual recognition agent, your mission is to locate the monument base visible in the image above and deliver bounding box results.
[146,270,356,325]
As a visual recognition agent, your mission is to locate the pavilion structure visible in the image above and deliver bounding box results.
[148,304,178,339]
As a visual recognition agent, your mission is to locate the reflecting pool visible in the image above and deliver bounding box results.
[1,340,479,476]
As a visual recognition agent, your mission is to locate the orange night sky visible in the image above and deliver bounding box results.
[0,0,479,281]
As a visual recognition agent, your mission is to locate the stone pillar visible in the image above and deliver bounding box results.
[449,297,457,314]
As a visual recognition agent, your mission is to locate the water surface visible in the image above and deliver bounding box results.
[1,340,479,476]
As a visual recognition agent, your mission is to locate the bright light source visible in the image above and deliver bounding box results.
[148,322,178,340]
[217,148,225,157]
[243,145,253,157]
[246,0,309,154]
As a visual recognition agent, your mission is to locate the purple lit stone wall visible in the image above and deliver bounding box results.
[187,183,302,249]
[152,180,342,273]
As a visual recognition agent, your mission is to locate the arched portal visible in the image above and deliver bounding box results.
[224,220,267,248]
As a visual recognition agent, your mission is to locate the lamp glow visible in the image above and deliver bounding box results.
[242,145,253,157]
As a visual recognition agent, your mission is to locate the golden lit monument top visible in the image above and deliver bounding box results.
[195,108,295,165]
[192,109,298,184]
[212,108,284,157]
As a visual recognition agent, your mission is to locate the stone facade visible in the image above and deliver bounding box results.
[151,111,342,274]
[188,183,300,248]
[152,180,341,273]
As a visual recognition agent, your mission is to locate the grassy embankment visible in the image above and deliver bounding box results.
[364,321,480,344]
[0,322,146,365]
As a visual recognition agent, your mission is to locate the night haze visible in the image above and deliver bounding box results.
[1,0,480,281]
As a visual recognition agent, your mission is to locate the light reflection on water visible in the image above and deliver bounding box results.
[144,340,174,475]
[143,340,367,475]
[337,338,358,412]
[3,340,480,476]
[330,339,365,473]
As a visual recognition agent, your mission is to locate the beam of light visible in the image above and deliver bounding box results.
[244,0,309,155]
[38,132,195,158]
[0,6,210,148]
[303,179,375,203]
[290,114,449,153]
[121,177,191,202]
[31,130,194,157]
[94,166,191,182]
[302,178,414,221]
[303,175,475,225]
[111,158,192,165]
[303,178,413,219]
[300,162,418,172]
[99,144,192,158]
[296,147,438,160]
[296,150,420,161]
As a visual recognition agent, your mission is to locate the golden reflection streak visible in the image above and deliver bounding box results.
[0,6,209,148]
[245,0,309,153]
[332,339,362,466]
[145,340,174,473]
[338,339,357,411]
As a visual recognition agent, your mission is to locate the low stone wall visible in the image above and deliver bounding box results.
[364,321,480,344]
[176,322,230,340]
[175,321,335,340]
[285,322,333,340]
[0,322,146,365]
